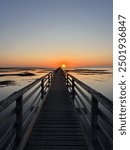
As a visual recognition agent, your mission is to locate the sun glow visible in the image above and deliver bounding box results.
[61,64,66,68]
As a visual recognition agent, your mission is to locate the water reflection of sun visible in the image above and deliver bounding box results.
[61,64,66,68]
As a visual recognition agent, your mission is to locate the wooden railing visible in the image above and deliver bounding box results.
[0,72,53,150]
[0,69,113,150]
[65,72,113,150]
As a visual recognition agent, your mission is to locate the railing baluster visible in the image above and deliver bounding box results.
[51,72,53,81]
[66,74,69,87]
[48,74,50,87]
[50,72,53,83]
[16,94,23,145]
[72,79,75,102]
[91,95,98,144]
[41,78,44,99]
[0,71,53,150]
[65,72,113,148]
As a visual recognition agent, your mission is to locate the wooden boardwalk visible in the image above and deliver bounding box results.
[24,68,88,150]
[0,68,112,150]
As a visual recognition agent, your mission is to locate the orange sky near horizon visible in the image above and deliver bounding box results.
[0,50,112,68]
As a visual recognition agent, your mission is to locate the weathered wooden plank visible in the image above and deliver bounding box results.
[27,140,87,146]
[29,135,85,140]
[35,123,80,127]
[25,145,87,150]
[31,131,85,136]
[32,128,83,132]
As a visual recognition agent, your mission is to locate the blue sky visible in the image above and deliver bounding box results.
[0,0,112,67]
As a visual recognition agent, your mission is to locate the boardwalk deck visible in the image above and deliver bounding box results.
[24,68,88,150]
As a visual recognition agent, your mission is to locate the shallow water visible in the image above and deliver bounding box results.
[67,67,113,101]
[0,67,113,101]
[0,68,50,101]
[0,67,112,143]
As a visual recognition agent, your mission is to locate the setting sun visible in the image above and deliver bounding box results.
[61,64,66,68]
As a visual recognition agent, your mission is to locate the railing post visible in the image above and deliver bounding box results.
[50,72,53,82]
[72,79,75,102]
[16,94,23,145]
[66,74,69,87]
[48,74,50,87]
[91,95,98,144]
[41,78,44,99]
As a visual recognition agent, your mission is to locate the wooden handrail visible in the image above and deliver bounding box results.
[67,73,113,112]
[0,73,52,112]
[0,69,113,150]
[0,71,53,150]
[64,71,113,150]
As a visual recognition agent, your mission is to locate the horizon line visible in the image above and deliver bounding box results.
[0,65,113,69]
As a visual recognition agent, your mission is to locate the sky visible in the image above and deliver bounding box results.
[0,0,112,68]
